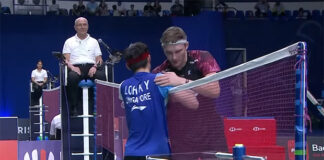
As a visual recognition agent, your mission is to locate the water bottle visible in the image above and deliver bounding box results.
[233,144,246,160]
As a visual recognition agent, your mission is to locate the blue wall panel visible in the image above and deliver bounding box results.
[0,13,226,118]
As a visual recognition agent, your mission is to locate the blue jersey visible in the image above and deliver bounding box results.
[120,72,171,156]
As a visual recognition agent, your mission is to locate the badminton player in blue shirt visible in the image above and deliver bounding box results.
[119,42,198,160]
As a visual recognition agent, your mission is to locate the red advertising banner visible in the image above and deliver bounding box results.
[0,140,18,160]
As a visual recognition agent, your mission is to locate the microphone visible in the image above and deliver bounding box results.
[98,39,112,52]
[98,38,122,63]
[46,70,58,82]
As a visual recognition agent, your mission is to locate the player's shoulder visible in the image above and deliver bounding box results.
[152,60,169,73]
[188,50,211,58]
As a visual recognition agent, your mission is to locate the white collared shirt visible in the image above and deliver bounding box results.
[31,69,48,82]
[50,114,61,136]
[62,34,102,65]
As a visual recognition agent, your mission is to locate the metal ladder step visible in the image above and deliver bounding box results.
[29,106,48,109]
[71,115,94,118]
[70,133,102,136]
[71,133,94,137]
[34,132,49,134]
[71,152,102,156]
[31,112,49,115]
[33,122,48,125]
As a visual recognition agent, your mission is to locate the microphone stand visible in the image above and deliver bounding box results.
[100,42,122,83]
[52,51,71,160]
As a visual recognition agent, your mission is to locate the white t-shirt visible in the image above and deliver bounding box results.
[31,69,48,82]
[62,34,102,65]
[50,114,61,136]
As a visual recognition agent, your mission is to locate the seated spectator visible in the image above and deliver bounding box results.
[127,4,137,16]
[153,0,162,16]
[254,0,270,17]
[143,1,154,16]
[18,0,25,5]
[170,0,184,16]
[112,5,120,16]
[97,0,109,16]
[86,0,98,16]
[272,1,285,16]
[33,0,41,5]
[77,0,86,16]
[117,0,126,16]
[70,4,80,16]
[214,0,228,11]
[184,0,201,16]
[48,0,60,15]
[0,2,11,15]
[296,7,309,19]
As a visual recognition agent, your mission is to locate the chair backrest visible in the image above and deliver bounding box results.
[226,10,235,18]
[1,7,11,14]
[245,10,254,17]
[284,10,291,17]
[236,10,244,19]
[137,10,143,16]
[59,9,68,16]
[312,10,320,17]
[162,10,170,16]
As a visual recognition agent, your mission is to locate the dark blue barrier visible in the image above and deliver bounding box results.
[0,13,226,118]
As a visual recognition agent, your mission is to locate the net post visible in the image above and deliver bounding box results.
[295,42,307,160]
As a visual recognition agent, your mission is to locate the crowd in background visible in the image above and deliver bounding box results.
[0,0,322,19]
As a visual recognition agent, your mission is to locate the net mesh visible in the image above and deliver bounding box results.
[95,43,304,160]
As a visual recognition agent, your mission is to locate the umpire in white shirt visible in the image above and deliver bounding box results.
[31,60,48,106]
[62,17,106,116]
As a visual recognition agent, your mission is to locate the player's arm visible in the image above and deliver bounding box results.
[154,72,220,98]
[169,90,199,110]
[190,72,220,98]
[157,73,199,110]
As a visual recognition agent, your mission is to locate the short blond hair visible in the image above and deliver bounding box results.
[160,26,187,46]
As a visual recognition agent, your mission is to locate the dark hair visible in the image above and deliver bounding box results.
[124,42,149,72]
[37,59,43,64]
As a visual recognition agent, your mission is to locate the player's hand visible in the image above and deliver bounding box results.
[71,66,81,75]
[88,66,97,77]
[154,72,186,87]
